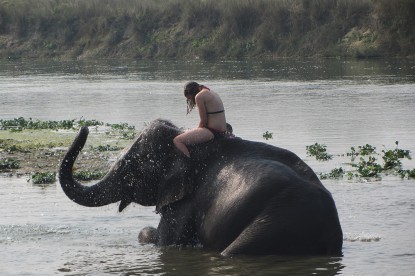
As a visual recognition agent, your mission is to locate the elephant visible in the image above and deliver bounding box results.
[59,119,343,256]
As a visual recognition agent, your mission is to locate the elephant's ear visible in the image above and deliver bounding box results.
[156,157,194,212]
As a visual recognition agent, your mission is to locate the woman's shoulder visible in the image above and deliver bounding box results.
[196,89,212,100]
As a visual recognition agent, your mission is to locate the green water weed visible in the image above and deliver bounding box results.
[73,170,106,181]
[398,169,415,179]
[30,172,56,184]
[407,169,415,179]
[262,131,273,140]
[358,144,377,156]
[108,122,135,131]
[92,144,123,152]
[319,167,345,179]
[306,143,333,161]
[107,123,136,140]
[0,117,75,131]
[353,156,383,178]
[0,158,20,170]
[78,118,104,127]
[382,141,411,170]
[347,144,377,161]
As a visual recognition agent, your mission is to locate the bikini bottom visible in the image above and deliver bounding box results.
[206,127,227,139]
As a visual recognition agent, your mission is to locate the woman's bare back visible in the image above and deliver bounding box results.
[196,89,226,131]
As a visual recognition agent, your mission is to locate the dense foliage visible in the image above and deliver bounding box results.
[0,0,413,59]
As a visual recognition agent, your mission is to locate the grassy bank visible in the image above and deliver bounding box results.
[0,118,134,182]
[0,0,414,60]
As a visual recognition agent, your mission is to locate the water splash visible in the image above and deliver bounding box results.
[344,232,381,242]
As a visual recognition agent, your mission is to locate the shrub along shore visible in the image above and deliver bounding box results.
[0,0,414,60]
[0,117,414,184]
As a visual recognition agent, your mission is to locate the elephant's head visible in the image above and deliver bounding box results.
[59,119,195,212]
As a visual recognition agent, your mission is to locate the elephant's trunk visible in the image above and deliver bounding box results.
[59,126,122,207]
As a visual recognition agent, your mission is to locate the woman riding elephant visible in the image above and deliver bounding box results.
[173,82,227,157]
[59,119,343,256]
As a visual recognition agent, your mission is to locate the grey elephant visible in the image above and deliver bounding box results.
[59,119,343,256]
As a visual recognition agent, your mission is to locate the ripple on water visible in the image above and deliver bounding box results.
[56,244,165,275]
[0,224,71,244]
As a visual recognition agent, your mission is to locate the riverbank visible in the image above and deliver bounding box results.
[0,118,133,182]
[0,0,414,60]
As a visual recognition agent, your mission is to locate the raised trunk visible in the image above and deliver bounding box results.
[59,126,122,207]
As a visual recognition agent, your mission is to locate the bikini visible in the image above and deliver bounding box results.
[207,110,225,115]
[206,110,227,138]
[206,127,226,139]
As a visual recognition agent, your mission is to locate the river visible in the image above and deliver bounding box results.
[1,58,415,275]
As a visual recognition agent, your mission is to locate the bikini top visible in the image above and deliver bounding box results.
[207,110,225,115]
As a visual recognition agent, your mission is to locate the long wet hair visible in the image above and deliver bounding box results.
[184,81,201,114]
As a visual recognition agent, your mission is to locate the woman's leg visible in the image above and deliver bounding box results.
[173,128,214,157]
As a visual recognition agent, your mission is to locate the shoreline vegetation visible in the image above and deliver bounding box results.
[1,117,414,184]
[0,117,135,183]
[0,0,414,60]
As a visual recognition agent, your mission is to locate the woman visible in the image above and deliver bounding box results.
[173,81,227,157]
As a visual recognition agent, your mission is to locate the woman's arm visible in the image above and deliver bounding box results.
[195,90,209,128]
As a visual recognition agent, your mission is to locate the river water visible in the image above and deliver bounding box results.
[0,59,415,275]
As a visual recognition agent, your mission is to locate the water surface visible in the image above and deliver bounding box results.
[1,59,415,275]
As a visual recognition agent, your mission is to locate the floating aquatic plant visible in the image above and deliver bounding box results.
[382,141,411,170]
[347,144,377,161]
[0,117,107,131]
[107,123,136,140]
[262,131,273,140]
[78,118,104,127]
[319,167,345,179]
[0,158,20,170]
[0,117,137,141]
[358,144,377,156]
[30,172,56,184]
[353,156,383,178]
[120,130,136,140]
[108,122,135,131]
[92,144,123,152]
[73,170,106,181]
[306,143,332,161]
[0,117,75,131]
[402,169,415,179]
[313,141,414,181]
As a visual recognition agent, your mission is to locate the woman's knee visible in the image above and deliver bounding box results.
[173,135,183,146]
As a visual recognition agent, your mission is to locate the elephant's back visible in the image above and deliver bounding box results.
[194,158,342,254]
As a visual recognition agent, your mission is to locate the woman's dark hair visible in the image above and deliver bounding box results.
[184,81,200,114]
